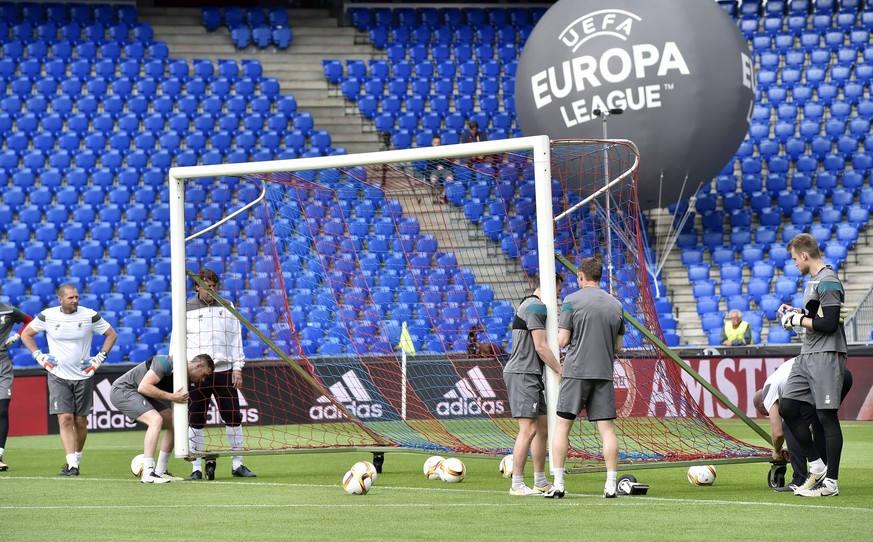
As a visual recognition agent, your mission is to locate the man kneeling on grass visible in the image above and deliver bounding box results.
[110,354,214,483]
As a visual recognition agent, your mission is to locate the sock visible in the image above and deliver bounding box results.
[823,477,838,488]
[226,425,243,470]
[553,468,565,488]
[75,451,82,465]
[511,474,525,488]
[809,459,826,473]
[190,427,203,471]
[534,471,548,488]
[66,452,78,469]
[0,447,5,459]
[156,451,171,475]
[144,457,156,470]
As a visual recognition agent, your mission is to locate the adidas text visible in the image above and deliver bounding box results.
[436,398,505,416]
[310,401,383,420]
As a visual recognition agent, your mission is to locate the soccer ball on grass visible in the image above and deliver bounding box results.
[423,456,445,480]
[439,457,466,483]
[499,454,513,478]
[687,465,717,486]
[130,454,145,477]
[342,468,373,495]
[351,461,378,484]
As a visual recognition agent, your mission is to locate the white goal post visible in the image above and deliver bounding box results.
[167,135,560,458]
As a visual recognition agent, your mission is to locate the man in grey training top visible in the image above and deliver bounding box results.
[111,354,214,483]
[503,274,563,496]
[545,258,624,499]
[777,233,847,497]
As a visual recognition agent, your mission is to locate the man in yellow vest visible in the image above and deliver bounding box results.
[721,309,752,346]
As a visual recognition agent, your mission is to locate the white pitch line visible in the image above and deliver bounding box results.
[1,477,870,513]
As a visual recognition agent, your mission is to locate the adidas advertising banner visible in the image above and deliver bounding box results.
[406,361,508,419]
[308,361,402,422]
[515,0,755,209]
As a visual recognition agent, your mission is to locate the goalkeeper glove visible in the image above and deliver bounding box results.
[33,350,59,372]
[81,351,107,375]
[781,311,804,330]
[3,332,20,347]
[839,303,848,323]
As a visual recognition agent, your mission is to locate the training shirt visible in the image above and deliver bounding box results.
[504,295,549,375]
[28,306,112,381]
[559,287,625,380]
[169,296,244,373]
[761,358,795,412]
[0,302,28,363]
[113,355,174,395]
[802,265,847,355]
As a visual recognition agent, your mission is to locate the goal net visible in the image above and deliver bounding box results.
[168,136,770,468]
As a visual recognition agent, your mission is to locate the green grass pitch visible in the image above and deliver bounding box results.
[1,420,871,541]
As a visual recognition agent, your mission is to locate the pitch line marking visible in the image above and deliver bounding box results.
[1,477,870,513]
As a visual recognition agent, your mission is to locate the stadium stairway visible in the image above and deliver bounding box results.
[382,179,527,301]
[648,207,873,347]
[139,6,381,154]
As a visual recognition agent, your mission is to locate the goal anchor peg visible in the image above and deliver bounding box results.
[371,452,384,474]
[617,474,649,495]
[768,460,787,489]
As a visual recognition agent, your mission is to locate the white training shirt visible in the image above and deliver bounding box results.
[169,296,244,373]
[761,358,796,412]
[28,306,112,381]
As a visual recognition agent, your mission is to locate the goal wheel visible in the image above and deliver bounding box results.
[616,474,637,495]
[768,463,786,489]
[205,460,216,481]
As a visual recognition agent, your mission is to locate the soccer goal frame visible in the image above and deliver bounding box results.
[166,135,771,473]
[167,135,561,458]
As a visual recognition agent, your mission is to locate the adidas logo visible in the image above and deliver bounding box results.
[88,378,137,430]
[310,370,384,420]
[206,389,260,424]
[436,366,505,417]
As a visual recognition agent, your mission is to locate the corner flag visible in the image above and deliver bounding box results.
[398,322,416,356]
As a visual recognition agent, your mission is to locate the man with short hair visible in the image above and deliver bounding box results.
[546,258,625,499]
[111,354,215,483]
[503,274,563,496]
[172,269,255,480]
[0,302,34,470]
[777,233,847,497]
[721,309,752,346]
[21,284,117,476]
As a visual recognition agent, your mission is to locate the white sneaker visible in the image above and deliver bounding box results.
[796,480,839,497]
[509,484,541,496]
[794,468,826,494]
[543,485,565,499]
[141,469,171,484]
[154,471,183,482]
[604,483,617,499]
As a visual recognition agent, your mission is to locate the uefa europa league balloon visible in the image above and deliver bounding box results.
[516,0,755,209]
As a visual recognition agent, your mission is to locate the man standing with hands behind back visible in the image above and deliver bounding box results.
[545,258,624,499]
[173,269,256,480]
[21,284,117,476]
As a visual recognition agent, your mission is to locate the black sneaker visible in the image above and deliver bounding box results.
[188,470,203,480]
[59,465,79,476]
[205,460,216,480]
[774,483,799,493]
[232,465,257,478]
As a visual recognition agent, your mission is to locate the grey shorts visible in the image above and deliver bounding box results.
[783,351,847,410]
[110,385,169,422]
[0,358,12,400]
[504,372,546,418]
[48,374,95,416]
[556,377,616,421]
